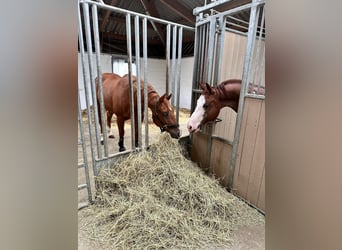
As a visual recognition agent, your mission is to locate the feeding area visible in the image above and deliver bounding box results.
[79,133,264,249]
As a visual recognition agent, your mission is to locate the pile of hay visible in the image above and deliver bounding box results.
[79,133,264,249]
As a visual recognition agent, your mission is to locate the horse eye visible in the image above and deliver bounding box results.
[163,112,168,117]
[203,103,208,109]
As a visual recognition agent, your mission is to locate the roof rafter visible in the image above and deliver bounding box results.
[139,0,166,46]
[100,0,118,32]
[160,0,195,25]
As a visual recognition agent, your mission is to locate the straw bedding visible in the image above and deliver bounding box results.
[79,133,264,249]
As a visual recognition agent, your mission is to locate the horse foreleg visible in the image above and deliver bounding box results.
[107,112,114,139]
[117,116,126,152]
[97,100,105,145]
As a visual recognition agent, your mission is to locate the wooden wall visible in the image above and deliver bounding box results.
[232,97,265,211]
[190,97,265,212]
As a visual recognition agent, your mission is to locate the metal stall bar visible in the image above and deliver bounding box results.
[213,16,225,85]
[175,27,183,124]
[251,6,264,86]
[171,25,177,106]
[166,24,171,94]
[82,2,102,160]
[256,49,265,94]
[193,0,234,15]
[228,0,262,190]
[78,91,92,206]
[203,23,210,83]
[190,18,201,112]
[126,14,136,151]
[134,15,142,148]
[143,17,149,148]
[78,3,97,177]
[92,4,109,159]
[206,16,217,85]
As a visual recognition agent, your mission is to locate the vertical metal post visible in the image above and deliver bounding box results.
[134,15,142,148]
[191,21,200,112]
[143,17,149,148]
[176,27,183,124]
[228,1,260,190]
[78,91,92,203]
[257,50,265,93]
[82,2,102,159]
[206,16,217,85]
[79,3,97,177]
[251,6,263,84]
[126,14,135,150]
[92,4,108,159]
[203,23,210,83]
[166,24,171,94]
[77,1,97,176]
[171,25,177,106]
[213,16,225,85]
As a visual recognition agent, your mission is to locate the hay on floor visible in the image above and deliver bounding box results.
[79,133,264,249]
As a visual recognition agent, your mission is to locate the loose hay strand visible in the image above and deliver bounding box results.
[79,133,264,249]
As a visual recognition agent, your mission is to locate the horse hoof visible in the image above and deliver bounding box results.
[109,135,115,139]
[119,147,126,152]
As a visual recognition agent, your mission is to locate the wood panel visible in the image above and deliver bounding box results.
[190,132,209,171]
[233,97,265,212]
[210,139,232,187]
[212,107,236,142]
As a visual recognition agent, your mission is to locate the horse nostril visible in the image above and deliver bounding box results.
[188,125,192,130]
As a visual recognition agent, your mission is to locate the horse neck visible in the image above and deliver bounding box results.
[146,85,160,110]
[213,81,242,112]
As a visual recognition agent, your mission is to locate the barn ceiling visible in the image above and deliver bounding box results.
[79,0,262,58]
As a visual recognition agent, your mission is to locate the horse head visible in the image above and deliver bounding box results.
[152,93,180,139]
[187,83,221,133]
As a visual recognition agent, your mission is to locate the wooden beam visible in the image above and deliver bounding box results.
[160,0,195,25]
[100,0,118,32]
[139,0,166,45]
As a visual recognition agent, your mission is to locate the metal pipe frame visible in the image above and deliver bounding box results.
[126,14,136,151]
[82,2,103,160]
[175,27,183,124]
[134,15,142,149]
[78,3,98,177]
[213,16,225,86]
[92,4,109,159]
[171,25,177,106]
[190,18,200,113]
[228,0,261,190]
[251,6,265,85]
[80,0,194,31]
[206,16,217,85]
[78,91,92,204]
[143,17,149,148]
[196,1,265,26]
[193,0,235,15]
[166,24,171,94]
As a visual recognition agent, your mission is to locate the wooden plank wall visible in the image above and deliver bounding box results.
[219,31,265,87]
[232,97,265,211]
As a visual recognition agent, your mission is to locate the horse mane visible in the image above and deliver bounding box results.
[214,79,242,100]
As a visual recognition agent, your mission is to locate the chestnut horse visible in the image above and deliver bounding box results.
[187,79,265,133]
[96,73,180,151]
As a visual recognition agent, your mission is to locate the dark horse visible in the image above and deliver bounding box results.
[96,73,180,151]
[187,79,265,133]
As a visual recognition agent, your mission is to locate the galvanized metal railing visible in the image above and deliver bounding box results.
[78,0,194,206]
[190,0,265,189]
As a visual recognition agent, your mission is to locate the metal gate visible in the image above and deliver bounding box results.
[77,0,194,208]
[190,0,265,210]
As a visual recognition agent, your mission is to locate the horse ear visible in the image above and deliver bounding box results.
[167,93,172,100]
[159,94,167,103]
[199,83,206,90]
[205,83,214,95]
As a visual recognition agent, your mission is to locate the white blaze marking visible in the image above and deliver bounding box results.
[187,95,205,132]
